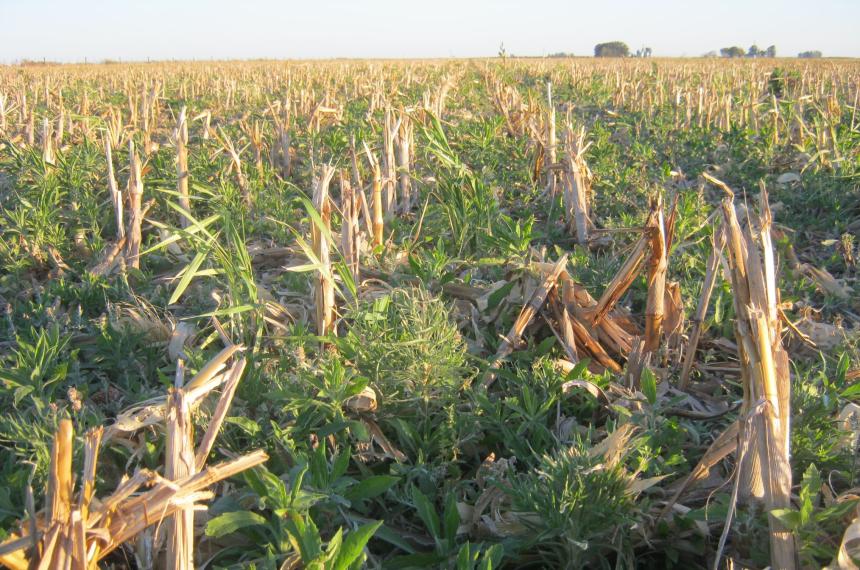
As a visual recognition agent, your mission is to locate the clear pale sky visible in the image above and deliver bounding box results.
[1,0,858,62]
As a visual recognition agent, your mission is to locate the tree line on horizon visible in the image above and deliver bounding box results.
[11,43,831,66]
[537,41,825,59]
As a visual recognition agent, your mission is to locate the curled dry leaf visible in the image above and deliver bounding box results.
[794,317,845,351]
[826,503,860,570]
[361,418,407,462]
[588,423,637,468]
[562,378,611,406]
[628,475,668,496]
[110,306,171,342]
[168,321,196,362]
[801,264,853,300]
[776,172,801,184]
[344,386,378,413]
[838,403,860,453]
[659,421,739,520]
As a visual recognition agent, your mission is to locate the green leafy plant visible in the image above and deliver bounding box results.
[205,462,383,569]
[0,325,75,408]
[503,434,643,568]
[771,464,859,567]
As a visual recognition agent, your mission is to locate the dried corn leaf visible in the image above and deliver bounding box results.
[344,386,378,413]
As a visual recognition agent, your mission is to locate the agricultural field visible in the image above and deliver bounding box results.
[0,57,858,569]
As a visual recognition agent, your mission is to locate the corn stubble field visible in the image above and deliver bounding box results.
[0,57,858,569]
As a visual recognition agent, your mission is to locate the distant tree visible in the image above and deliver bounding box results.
[720,46,745,58]
[765,45,777,58]
[703,51,718,58]
[21,59,61,66]
[798,50,823,58]
[547,52,575,58]
[594,42,630,57]
[634,47,653,58]
[747,44,762,58]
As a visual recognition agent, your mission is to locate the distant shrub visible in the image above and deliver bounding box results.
[720,46,746,58]
[594,42,629,58]
[19,59,61,66]
[798,50,823,58]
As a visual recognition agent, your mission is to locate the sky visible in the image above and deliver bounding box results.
[1,0,858,62]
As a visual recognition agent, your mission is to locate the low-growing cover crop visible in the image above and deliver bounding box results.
[0,57,858,569]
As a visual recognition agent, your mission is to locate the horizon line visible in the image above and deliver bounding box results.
[3,54,857,66]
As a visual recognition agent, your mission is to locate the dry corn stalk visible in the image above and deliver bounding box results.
[592,211,656,326]
[679,226,725,388]
[340,173,360,287]
[214,126,250,206]
[425,75,455,120]
[125,140,144,269]
[710,173,796,569]
[567,308,623,373]
[382,108,399,214]
[245,120,265,178]
[659,420,741,521]
[271,101,291,179]
[547,289,578,363]
[0,441,255,569]
[194,109,212,140]
[18,92,27,133]
[55,102,65,148]
[537,264,635,372]
[0,349,263,570]
[103,130,124,240]
[350,140,373,241]
[41,117,54,165]
[545,83,558,195]
[344,386,378,413]
[106,106,124,148]
[489,77,526,137]
[396,111,413,213]
[562,117,592,245]
[308,96,341,133]
[104,344,245,441]
[25,110,35,147]
[364,143,384,247]
[624,337,648,388]
[141,101,153,156]
[570,277,637,343]
[663,281,685,365]
[165,371,195,570]
[175,106,191,228]
[313,166,336,337]
[195,357,246,470]
[0,92,7,133]
[643,197,667,353]
[49,419,73,561]
[482,254,569,388]
[349,133,364,189]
